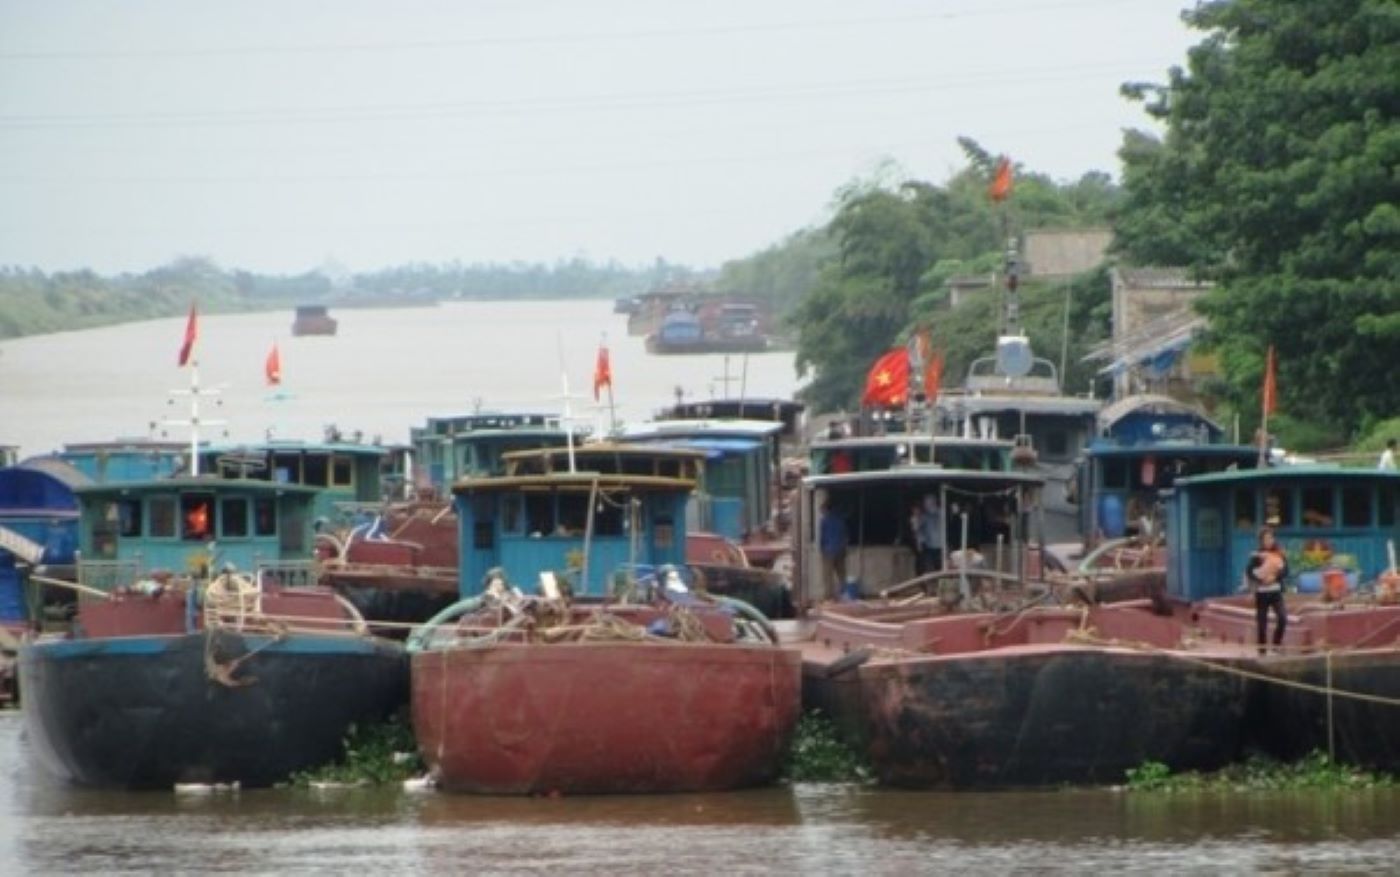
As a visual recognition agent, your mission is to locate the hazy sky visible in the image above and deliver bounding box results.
[0,0,1198,275]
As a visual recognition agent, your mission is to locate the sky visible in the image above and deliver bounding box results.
[0,0,1199,276]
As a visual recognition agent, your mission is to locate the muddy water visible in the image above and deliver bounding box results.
[3,714,1398,874]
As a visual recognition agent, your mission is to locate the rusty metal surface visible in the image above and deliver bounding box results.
[413,642,801,794]
[857,648,1248,788]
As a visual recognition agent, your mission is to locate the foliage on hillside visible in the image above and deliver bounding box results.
[1114,0,1400,438]
[0,256,692,340]
[784,145,1119,413]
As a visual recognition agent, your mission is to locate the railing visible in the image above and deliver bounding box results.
[77,558,143,596]
[256,560,320,589]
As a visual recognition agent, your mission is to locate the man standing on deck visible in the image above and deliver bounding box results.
[914,494,944,575]
[1379,438,1396,471]
[819,500,849,600]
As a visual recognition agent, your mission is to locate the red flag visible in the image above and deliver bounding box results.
[593,344,612,400]
[1261,344,1277,416]
[925,350,944,402]
[265,342,282,387]
[988,156,1013,203]
[177,302,198,367]
[861,348,909,407]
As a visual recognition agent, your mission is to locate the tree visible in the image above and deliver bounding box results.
[1114,0,1400,435]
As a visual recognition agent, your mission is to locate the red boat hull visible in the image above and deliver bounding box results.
[413,642,801,794]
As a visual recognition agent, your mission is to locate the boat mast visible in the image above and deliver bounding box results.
[164,358,225,476]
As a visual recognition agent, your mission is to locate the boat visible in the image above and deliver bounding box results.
[314,413,583,633]
[408,443,801,794]
[18,474,408,788]
[614,418,794,616]
[291,304,338,336]
[801,600,1250,787]
[645,305,772,355]
[1164,464,1400,769]
[788,459,1250,788]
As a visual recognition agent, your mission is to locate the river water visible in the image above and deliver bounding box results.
[0,299,804,459]
[5,302,1400,873]
[4,715,1400,874]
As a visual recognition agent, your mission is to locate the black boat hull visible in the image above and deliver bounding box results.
[18,631,409,789]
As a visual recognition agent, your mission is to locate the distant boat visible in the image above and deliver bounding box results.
[291,304,338,336]
[645,305,771,355]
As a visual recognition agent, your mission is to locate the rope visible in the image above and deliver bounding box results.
[203,627,286,688]
[1065,628,1400,708]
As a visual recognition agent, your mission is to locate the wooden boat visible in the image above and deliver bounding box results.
[18,475,408,788]
[291,304,337,336]
[409,443,801,794]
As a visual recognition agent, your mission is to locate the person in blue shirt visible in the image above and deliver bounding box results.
[819,500,849,600]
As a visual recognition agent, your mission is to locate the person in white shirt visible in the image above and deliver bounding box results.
[1379,438,1396,471]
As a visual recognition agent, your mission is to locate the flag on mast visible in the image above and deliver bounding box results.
[926,350,944,403]
[1261,344,1277,416]
[593,343,612,400]
[265,342,282,386]
[861,348,909,407]
[177,302,198,367]
[988,156,1013,203]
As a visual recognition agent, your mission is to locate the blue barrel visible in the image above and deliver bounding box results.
[1098,494,1126,539]
[0,568,23,621]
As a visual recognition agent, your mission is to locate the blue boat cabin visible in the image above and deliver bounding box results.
[1167,467,1400,601]
[197,440,387,525]
[1076,395,1259,541]
[614,419,782,543]
[0,464,83,623]
[452,445,703,598]
[74,477,320,590]
[409,412,578,496]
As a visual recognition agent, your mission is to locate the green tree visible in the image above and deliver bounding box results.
[1114,0,1400,435]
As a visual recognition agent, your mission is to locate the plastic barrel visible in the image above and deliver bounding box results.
[1098,494,1126,539]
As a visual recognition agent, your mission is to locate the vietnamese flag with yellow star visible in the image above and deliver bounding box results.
[861,348,909,407]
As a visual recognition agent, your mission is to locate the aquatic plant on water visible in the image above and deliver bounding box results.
[285,715,424,788]
[783,710,870,784]
[1126,751,1397,793]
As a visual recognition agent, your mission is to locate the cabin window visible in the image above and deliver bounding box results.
[1045,430,1069,458]
[1381,489,1397,527]
[254,497,277,536]
[1341,487,1371,528]
[501,495,523,534]
[556,493,589,536]
[182,495,216,541]
[303,455,329,487]
[1263,487,1292,527]
[116,499,142,538]
[622,456,654,476]
[471,496,495,549]
[1301,487,1333,528]
[1233,489,1256,530]
[332,455,354,487]
[273,454,300,485]
[525,492,554,536]
[658,459,682,479]
[1102,459,1129,489]
[149,496,177,538]
[220,497,249,538]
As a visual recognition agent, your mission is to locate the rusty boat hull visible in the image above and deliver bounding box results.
[855,645,1246,788]
[413,641,801,794]
[800,602,1249,788]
